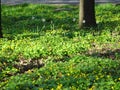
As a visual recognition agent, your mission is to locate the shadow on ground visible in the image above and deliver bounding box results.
[87,49,120,60]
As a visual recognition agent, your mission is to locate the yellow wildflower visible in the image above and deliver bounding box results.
[39,88,43,90]
[67,73,70,76]
[26,69,32,74]
[56,84,62,90]
[118,78,120,80]
[51,88,54,90]
[111,86,114,90]
[88,85,95,90]
[96,76,99,80]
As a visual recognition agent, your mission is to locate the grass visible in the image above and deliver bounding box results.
[0,3,120,90]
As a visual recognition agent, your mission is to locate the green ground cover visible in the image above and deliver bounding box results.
[0,3,120,90]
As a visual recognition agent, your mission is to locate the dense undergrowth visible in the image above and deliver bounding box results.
[0,3,120,90]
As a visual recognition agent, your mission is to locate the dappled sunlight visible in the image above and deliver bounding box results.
[1,3,120,89]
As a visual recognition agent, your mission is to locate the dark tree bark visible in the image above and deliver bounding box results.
[79,0,97,28]
[0,26,3,38]
[0,3,3,38]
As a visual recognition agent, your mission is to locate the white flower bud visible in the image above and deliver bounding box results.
[32,16,35,20]
[73,18,76,22]
[42,18,46,22]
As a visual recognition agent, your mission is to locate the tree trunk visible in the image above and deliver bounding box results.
[79,0,84,28]
[0,3,3,38]
[79,0,97,28]
[0,27,3,38]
